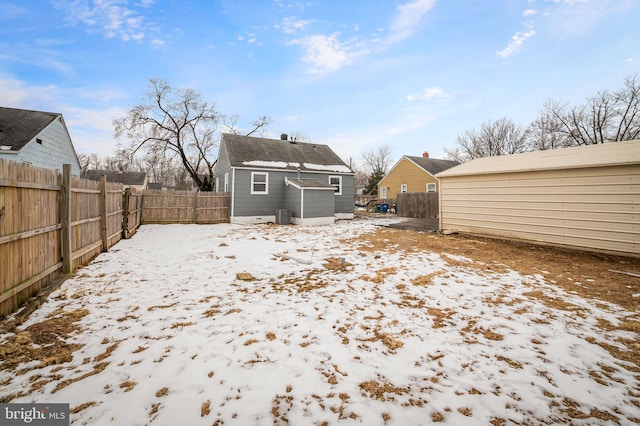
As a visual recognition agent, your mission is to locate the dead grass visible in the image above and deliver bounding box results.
[0,309,88,373]
[70,401,98,414]
[119,380,137,392]
[354,228,640,369]
[355,228,640,311]
[358,379,410,401]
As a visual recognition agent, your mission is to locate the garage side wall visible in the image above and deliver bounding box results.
[439,164,640,257]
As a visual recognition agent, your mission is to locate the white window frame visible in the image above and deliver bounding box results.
[380,187,387,198]
[251,171,269,194]
[329,175,342,195]
[426,182,436,193]
[224,173,229,192]
[400,184,408,193]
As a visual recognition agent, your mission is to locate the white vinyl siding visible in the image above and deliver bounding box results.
[0,117,81,175]
[251,172,268,194]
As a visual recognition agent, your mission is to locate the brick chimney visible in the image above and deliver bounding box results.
[423,151,429,158]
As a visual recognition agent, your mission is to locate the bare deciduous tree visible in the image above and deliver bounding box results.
[451,117,530,162]
[532,74,640,146]
[114,79,270,190]
[361,145,393,194]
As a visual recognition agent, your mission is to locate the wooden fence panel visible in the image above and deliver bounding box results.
[142,190,229,224]
[396,192,439,220]
[70,176,103,270]
[106,181,123,249]
[195,192,231,224]
[0,160,62,316]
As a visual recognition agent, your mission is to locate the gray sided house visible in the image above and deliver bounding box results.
[214,134,355,225]
[0,106,81,175]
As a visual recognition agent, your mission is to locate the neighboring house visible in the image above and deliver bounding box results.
[377,151,459,200]
[0,106,81,175]
[437,140,640,257]
[83,170,148,191]
[214,133,354,225]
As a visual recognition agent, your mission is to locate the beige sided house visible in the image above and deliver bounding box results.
[377,152,459,200]
[437,140,640,257]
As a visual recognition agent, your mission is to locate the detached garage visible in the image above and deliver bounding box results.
[437,140,640,257]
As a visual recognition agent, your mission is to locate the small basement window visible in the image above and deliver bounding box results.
[251,172,268,194]
[36,138,43,145]
[427,183,436,192]
[329,175,342,195]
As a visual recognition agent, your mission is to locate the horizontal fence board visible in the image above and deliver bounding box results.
[0,224,62,245]
[0,179,61,191]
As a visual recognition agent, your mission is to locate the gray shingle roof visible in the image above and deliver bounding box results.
[222,134,352,173]
[0,106,60,151]
[83,170,147,186]
[405,156,460,175]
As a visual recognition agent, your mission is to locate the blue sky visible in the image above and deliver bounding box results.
[1,0,639,167]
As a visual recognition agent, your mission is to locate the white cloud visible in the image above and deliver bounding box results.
[406,86,452,102]
[0,75,58,107]
[288,33,351,74]
[387,0,437,43]
[278,16,312,35]
[523,9,537,16]
[0,3,25,19]
[53,0,158,44]
[497,25,536,58]
[539,0,631,37]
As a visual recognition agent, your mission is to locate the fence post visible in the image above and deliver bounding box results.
[100,175,108,251]
[122,187,131,239]
[61,164,72,274]
[193,191,198,223]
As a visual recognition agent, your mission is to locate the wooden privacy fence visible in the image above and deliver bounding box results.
[0,161,142,317]
[1,160,230,317]
[396,192,439,220]
[142,189,230,224]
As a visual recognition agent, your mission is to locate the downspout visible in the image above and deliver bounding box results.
[437,178,442,232]
[231,168,236,219]
[300,188,304,220]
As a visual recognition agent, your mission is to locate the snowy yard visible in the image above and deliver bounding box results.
[1,218,639,425]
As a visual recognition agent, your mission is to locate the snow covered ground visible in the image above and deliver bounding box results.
[1,218,639,425]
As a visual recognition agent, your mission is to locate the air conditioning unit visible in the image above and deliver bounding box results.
[276,209,291,225]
